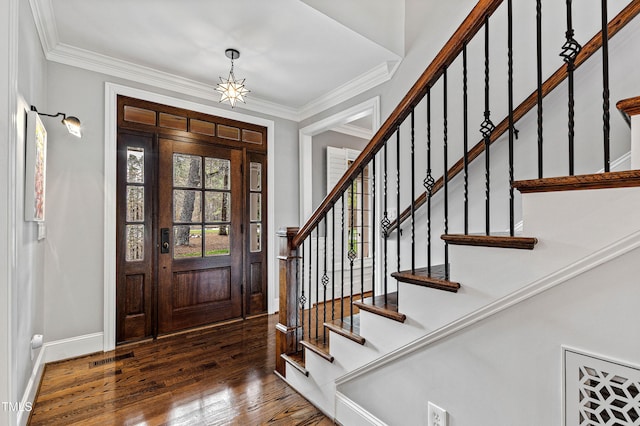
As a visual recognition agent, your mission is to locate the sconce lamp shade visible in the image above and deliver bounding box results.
[62,116,82,138]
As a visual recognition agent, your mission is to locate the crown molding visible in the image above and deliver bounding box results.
[332,123,373,140]
[297,60,400,121]
[29,0,401,122]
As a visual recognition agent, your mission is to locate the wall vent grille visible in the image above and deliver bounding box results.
[565,348,640,425]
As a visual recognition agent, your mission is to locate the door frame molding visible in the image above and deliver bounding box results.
[104,83,275,351]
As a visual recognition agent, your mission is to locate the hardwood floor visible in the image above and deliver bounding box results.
[29,314,332,425]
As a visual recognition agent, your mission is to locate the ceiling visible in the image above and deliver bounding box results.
[29,0,405,121]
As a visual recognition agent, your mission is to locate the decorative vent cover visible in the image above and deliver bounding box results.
[565,348,640,425]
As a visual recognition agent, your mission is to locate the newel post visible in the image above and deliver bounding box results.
[275,227,300,377]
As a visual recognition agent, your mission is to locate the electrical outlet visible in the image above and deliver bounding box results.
[428,402,447,426]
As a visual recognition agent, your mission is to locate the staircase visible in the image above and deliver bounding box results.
[275,1,640,424]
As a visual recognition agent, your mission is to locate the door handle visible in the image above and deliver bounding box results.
[160,228,170,254]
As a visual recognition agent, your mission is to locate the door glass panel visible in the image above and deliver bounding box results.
[250,223,261,252]
[204,192,230,222]
[126,186,144,222]
[205,226,230,256]
[173,225,202,258]
[205,158,230,190]
[126,147,144,183]
[125,224,144,261]
[250,193,261,221]
[173,190,202,223]
[250,162,261,191]
[173,154,202,188]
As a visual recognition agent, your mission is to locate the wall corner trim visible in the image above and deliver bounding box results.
[335,391,388,426]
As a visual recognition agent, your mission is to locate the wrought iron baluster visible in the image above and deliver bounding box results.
[308,238,312,339]
[300,239,306,348]
[371,157,376,301]
[331,206,335,321]
[360,170,365,301]
[424,90,433,272]
[463,46,469,235]
[480,17,496,236]
[315,226,319,340]
[382,142,389,304]
[537,0,544,178]
[602,0,610,172]
[396,128,401,282]
[341,193,345,321]
[411,110,416,274]
[348,180,356,318]
[322,217,328,344]
[443,69,450,280]
[560,0,582,176]
[508,0,515,236]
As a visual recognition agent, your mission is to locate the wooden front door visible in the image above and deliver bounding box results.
[157,138,243,333]
[115,96,268,344]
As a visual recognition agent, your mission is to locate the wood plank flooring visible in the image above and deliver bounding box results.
[29,314,332,425]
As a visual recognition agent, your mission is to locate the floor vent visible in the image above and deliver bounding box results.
[90,351,134,367]
[565,348,640,425]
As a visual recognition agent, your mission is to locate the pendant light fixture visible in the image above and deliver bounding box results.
[216,48,249,108]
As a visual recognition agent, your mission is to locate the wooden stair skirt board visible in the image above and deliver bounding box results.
[353,293,406,323]
[442,234,538,250]
[281,352,309,377]
[324,315,365,345]
[513,170,640,193]
[299,339,334,363]
[391,264,461,293]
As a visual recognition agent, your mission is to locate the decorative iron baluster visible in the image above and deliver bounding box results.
[341,193,345,320]
[371,156,376,301]
[411,110,416,273]
[463,46,469,235]
[382,142,389,304]
[424,90,434,273]
[348,180,356,319]
[360,170,365,301]
[602,0,610,172]
[560,0,582,176]
[396,128,401,282]
[308,237,312,339]
[322,217,329,344]
[315,226,319,340]
[508,0,515,236]
[296,237,300,350]
[537,0,544,178]
[331,205,335,321]
[443,69,450,280]
[480,17,496,236]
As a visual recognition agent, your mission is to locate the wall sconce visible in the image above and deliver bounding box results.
[30,105,82,138]
[215,48,249,108]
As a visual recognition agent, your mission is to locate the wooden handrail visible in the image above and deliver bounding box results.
[293,0,504,248]
[387,0,640,235]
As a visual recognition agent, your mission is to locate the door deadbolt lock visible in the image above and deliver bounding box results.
[160,228,170,253]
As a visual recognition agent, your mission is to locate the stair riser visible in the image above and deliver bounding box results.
[358,310,424,351]
[328,332,383,372]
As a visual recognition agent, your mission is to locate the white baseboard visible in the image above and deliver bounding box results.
[335,392,387,426]
[17,347,45,426]
[44,332,104,363]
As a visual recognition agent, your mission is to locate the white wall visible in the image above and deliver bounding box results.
[338,245,640,425]
[43,61,300,343]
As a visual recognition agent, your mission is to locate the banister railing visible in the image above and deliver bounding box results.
[387,0,640,236]
[293,0,503,249]
[276,0,640,379]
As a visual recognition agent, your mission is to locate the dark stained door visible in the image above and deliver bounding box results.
[116,130,155,343]
[157,138,243,333]
[245,152,268,315]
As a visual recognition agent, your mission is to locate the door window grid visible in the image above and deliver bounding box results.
[172,154,232,259]
[125,147,145,262]
[249,162,262,252]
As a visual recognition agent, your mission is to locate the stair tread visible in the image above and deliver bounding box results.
[353,293,406,323]
[281,352,308,377]
[299,338,334,363]
[513,171,640,193]
[617,96,640,118]
[391,264,460,293]
[324,315,365,345]
[442,233,537,250]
